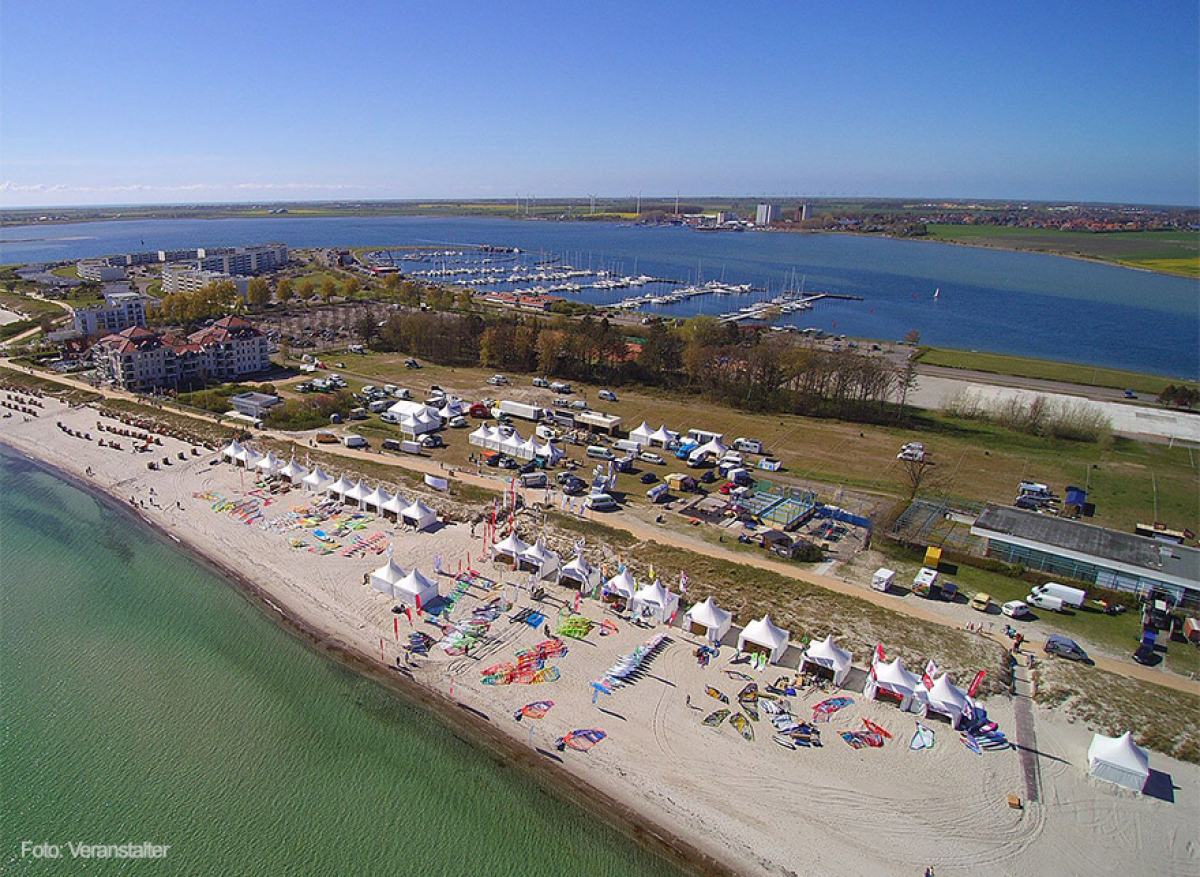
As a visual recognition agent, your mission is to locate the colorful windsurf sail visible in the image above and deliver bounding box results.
[706,686,730,704]
[514,700,554,721]
[557,729,607,752]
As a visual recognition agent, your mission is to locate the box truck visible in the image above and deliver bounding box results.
[497,400,543,421]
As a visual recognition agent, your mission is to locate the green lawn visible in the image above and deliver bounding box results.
[917,346,1183,394]
[278,350,1199,536]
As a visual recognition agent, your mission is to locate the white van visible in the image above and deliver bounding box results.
[343,435,368,449]
[585,493,618,511]
[613,439,643,454]
[646,483,670,503]
[586,445,614,461]
[871,568,896,593]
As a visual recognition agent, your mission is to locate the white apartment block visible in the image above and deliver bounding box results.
[72,288,159,336]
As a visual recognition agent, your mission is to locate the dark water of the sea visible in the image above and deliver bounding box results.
[0,446,688,876]
[1,215,1196,378]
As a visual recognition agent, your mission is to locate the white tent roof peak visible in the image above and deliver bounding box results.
[685,597,731,629]
[280,458,308,479]
[741,614,789,649]
[256,451,284,471]
[328,475,354,495]
[874,657,920,692]
[222,440,245,459]
[635,579,671,605]
[371,557,408,584]
[649,425,676,443]
[302,466,333,491]
[382,492,409,514]
[806,635,852,668]
[492,531,529,556]
[605,569,638,598]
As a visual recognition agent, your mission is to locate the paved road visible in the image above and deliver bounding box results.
[5,360,1198,697]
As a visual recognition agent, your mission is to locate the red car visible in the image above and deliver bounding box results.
[469,402,490,419]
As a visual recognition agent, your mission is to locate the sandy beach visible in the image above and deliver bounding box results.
[2,394,1197,877]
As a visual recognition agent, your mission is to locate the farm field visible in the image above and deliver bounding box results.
[926,225,1200,277]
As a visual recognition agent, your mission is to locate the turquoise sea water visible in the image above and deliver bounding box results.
[0,446,687,876]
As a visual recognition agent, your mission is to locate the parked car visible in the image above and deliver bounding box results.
[1001,600,1032,619]
[498,456,518,469]
[561,477,587,496]
[1026,591,1065,613]
[639,451,665,465]
[419,434,444,449]
[552,398,571,408]
[518,460,538,475]
[449,415,468,428]
[699,470,716,484]
[487,374,508,386]
[1043,635,1090,663]
[405,358,421,369]
[598,389,617,402]
[532,377,549,388]
[570,400,588,410]
[639,472,658,484]
[969,592,993,612]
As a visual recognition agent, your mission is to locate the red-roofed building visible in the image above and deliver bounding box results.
[94,316,270,391]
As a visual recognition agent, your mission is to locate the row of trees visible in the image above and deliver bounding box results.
[356,305,912,424]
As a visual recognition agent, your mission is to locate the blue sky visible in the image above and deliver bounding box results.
[2,1,1197,207]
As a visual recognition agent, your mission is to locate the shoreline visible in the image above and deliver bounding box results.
[0,439,732,877]
[3,397,1197,876]
[2,211,1193,279]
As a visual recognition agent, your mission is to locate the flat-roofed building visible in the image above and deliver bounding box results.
[72,287,159,336]
[76,260,126,282]
[162,264,250,296]
[971,503,1199,607]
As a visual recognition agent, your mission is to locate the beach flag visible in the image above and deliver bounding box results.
[680,571,689,593]
[380,638,385,662]
[967,670,986,698]
[414,593,422,613]
[648,564,655,581]
[922,659,939,689]
[404,605,413,626]
[874,642,885,665]
[394,617,400,640]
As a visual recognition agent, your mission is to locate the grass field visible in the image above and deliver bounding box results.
[0,291,68,321]
[916,346,1184,394]
[278,351,1200,535]
[927,225,1200,277]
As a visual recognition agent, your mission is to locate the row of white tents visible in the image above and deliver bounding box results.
[467,425,564,463]
[220,442,437,530]
[628,422,680,447]
[367,557,439,608]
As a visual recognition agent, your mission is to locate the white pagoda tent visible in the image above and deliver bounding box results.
[302,466,333,493]
[499,430,524,458]
[628,422,653,445]
[517,540,560,579]
[221,440,245,463]
[362,486,391,514]
[385,400,441,436]
[557,554,600,594]
[381,492,408,522]
[255,451,284,476]
[684,597,732,643]
[469,424,495,452]
[394,568,438,610]
[649,425,677,447]
[369,557,408,597]
[536,440,564,465]
[737,614,790,664]
[326,475,354,502]
[604,569,638,606]
[234,446,263,469]
[632,580,680,624]
[279,458,308,484]
[1087,732,1150,793]
[800,635,853,686]
[922,674,971,728]
[400,499,438,531]
[865,657,921,710]
[344,480,369,508]
[491,531,530,565]
[688,438,727,466]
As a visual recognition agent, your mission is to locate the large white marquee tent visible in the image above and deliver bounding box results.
[369,557,407,597]
[394,568,438,609]
[401,499,438,531]
[517,541,560,580]
[491,531,530,565]
[302,466,334,493]
[557,554,601,594]
[865,657,921,710]
[921,674,971,728]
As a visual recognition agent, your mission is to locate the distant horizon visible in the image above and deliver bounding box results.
[4,193,1198,213]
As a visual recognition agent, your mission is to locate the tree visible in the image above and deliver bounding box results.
[246,277,271,310]
[276,277,294,303]
[895,354,919,422]
[297,279,315,301]
[342,276,360,299]
[320,277,337,302]
[903,329,921,346]
[900,454,943,501]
